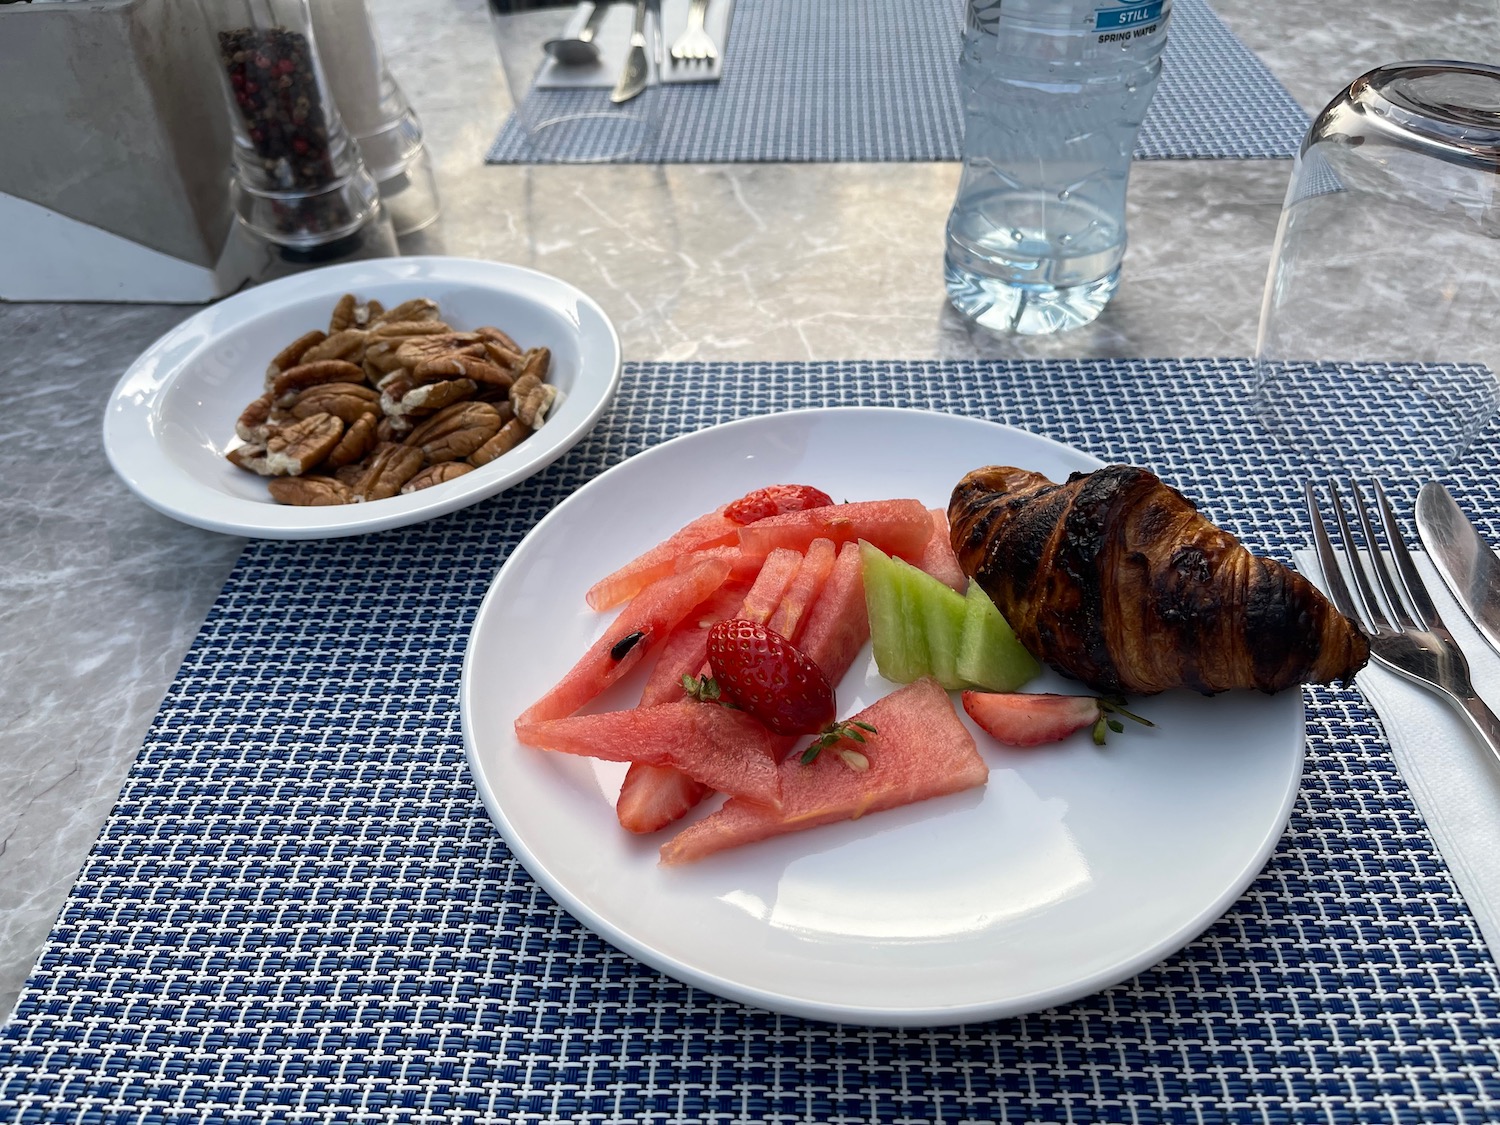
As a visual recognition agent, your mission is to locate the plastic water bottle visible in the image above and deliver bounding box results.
[944,0,1171,335]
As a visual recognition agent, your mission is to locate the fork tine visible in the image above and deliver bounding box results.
[1327,480,1391,630]
[1347,480,1413,628]
[1305,482,1364,625]
[1370,479,1442,629]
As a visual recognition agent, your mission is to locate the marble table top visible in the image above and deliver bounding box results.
[1,0,1495,1025]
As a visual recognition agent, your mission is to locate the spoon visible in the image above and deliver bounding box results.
[543,3,609,66]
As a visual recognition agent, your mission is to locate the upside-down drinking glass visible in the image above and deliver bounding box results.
[1253,61,1500,471]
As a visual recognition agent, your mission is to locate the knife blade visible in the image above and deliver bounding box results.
[1416,480,1500,657]
[609,0,650,103]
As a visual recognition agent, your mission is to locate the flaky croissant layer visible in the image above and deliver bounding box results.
[948,465,1369,695]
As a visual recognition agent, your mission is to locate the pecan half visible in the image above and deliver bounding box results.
[518,346,552,384]
[271,359,367,403]
[514,382,561,429]
[352,442,424,501]
[267,475,353,506]
[371,298,440,326]
[362,340,406,377]
[324,411,380,469]
[477,325,522,353]
[370,319,451,340]
[290,382,380,424]
[265,330,328,385]
[227,443,273,475]
[265,412,344,475]
[468,417,531,467]
[236,393,276,443]
[328,295,380,333]
[401,462,475,494]
[393,334,485,370]
[300,329,369,364]
[400,378,479,416]
[406,401,503,463]
[482,340,526,372]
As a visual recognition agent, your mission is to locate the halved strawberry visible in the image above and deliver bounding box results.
[617,764,711,834]
[723,484,834,525]
[961,692,1152,747]
[706,620,835,736]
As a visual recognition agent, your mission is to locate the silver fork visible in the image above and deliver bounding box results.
[1306,479,1500,767]
[669,0,716,63]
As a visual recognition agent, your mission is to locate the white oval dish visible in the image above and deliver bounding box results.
[461,407,1306,1027]
[103,256,622,539]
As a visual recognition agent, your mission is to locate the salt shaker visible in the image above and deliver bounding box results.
[198,0,394,258]
[310,0,440,235]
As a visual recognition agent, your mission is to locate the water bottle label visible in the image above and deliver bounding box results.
[1094,0,1165,37]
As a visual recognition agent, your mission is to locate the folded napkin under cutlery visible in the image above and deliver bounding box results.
[537,0,735,90]
[1297,546,1500,960]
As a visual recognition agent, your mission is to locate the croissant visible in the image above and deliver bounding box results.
[948,464,1369,695]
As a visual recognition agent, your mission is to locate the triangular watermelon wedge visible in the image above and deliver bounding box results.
[659,678,987,865]
[517,702,784,809]
[518,556,733,727]
[736,499,933,567]
[586,510,740,611]
[766,537,837,645]
[796,540,870,687]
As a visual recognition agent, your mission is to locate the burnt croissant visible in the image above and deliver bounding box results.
[948,464,1369,695]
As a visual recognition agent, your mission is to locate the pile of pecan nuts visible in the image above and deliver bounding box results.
[227,294,561,506]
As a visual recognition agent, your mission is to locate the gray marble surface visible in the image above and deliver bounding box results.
[0,0,1493,1025]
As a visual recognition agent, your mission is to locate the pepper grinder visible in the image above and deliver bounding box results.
[198,0,395,260]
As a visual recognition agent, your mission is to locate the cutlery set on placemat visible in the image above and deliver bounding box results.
[1309,479,1500,755]
[538,0,731,102]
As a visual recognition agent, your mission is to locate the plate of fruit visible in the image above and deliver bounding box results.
[460,407,1347,1026]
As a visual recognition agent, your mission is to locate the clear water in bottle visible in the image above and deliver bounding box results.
[944,0,1171,334]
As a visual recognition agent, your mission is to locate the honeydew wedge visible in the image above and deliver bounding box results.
[955,579,1041,692]
[859,541,1038,692]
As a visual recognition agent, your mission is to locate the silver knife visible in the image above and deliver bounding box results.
[609,0,650,103]
[1416,481,1500,657]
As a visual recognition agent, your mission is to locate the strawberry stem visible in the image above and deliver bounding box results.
[680,673,723,705]
[800,720,878,766]
[1091,696,1154,745]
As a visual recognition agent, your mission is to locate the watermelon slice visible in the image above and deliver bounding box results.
[517,702,784,808]
[736,547,803,626]
[638,585,747,707]
[797,540,870,685]
[518,556,733,727]
[918,508,967,592]
[624,548,813,828]
[586,510,740,610]
[736,500,933,568]
[766,537,836,645]
[659,678,987,865]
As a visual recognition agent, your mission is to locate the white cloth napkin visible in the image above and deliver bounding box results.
[1296,547,1500,957]
[536,0,735,89]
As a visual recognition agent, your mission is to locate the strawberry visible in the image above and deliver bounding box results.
[961,691,1153,747]
[705,620,835,735]
[723,484,834,525]
[616,763,711,834]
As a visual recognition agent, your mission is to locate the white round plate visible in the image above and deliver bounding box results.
[103,256,621,539]
[461,408,1305,1026]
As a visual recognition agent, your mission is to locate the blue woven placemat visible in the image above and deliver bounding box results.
[5,358,1500,1123]
[486,0,1310,164]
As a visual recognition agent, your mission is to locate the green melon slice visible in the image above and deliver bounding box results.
[860,541,1038,692]
[956,580,1042,692]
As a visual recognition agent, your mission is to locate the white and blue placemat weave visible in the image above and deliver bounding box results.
[487,0,1310,164]
[5,359,1500,1123]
